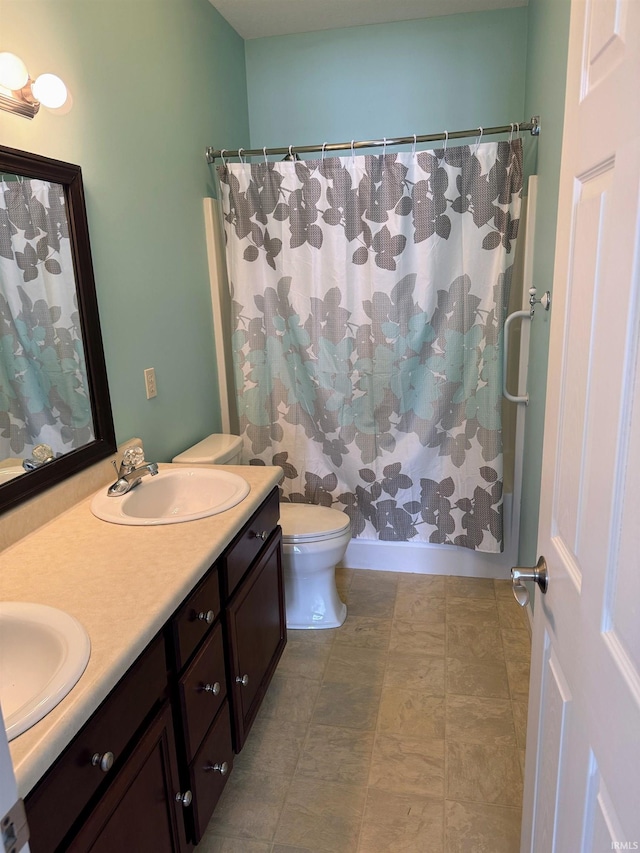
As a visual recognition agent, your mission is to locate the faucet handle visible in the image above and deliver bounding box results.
[119,446,145,474]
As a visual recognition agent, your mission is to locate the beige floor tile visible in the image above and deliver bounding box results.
[351,569,400,591]
[384,650,445,694]
[206,768,290,841]
[502,628,532,662]
[286,626,339,645]
[446,656,511,699]
[346,584,397,619]
[390,619,446,656]
[445,800,522,853]
[296,724,375,785]
[276,639,332,680]
[446,741,523,807]
[274,776,366,853]
[494,579,514,600]
[512,700,528,749]
[333,615,392,649]
[238,716,307,777]
[445,597,500,628]
[397,572,447,598]
[258,674,322,724]
[335,566,355,590]
[519,748,527,778]
[506,657,531,702]
[377,687,446,738]
[497,598,531,631]
[311,680,381,730]
[394,589,446,623]
[272,846,314,853]
[196,835,272,852]
[369,732,445,797]
[445,695,516,746]
[445,577,496,599]
[357,788,444,853]
[323,643,387,687]
[447,623,505,661]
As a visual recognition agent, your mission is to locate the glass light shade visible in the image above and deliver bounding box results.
[32,73,68,109]
[0,53,29,90]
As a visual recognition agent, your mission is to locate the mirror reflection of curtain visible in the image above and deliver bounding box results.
[0,177,94,460]
[219,140,523,553]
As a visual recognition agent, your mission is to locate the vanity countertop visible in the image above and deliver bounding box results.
[1,463,283,798]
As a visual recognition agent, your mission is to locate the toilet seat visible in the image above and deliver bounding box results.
[280,503,350,543]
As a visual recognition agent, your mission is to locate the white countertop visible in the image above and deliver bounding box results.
[0,463,282,797]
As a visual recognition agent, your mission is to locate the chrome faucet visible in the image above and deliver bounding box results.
[107,450,159,497]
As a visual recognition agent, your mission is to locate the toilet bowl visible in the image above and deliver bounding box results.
[172,435,349,629]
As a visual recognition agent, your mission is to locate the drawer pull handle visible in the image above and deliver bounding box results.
[202,681,221,695]
[250,530,268,541]
[175,790,192,807]
[91,751,114,773]
[236,674,249,687]
[197,609,215,624]
[205,761,229,776]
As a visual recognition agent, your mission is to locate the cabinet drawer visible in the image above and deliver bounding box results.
[171,563,221,670]
[179,621,227,762]
[223,487,279,598]
[189,702,234,843]
[26,633,167,853]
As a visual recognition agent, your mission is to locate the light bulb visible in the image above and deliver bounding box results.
[0,52,29,91]
[32,73,67,109]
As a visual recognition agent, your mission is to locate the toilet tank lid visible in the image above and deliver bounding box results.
[172,434,243,465]
[280,503,351,539]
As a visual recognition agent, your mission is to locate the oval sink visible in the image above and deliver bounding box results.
[90,466,250,525]
[0,602,91,741]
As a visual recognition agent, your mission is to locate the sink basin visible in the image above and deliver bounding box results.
[90,466,250,525]
[0,602,91,741]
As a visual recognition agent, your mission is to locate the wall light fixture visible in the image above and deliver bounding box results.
[0,52,68,119]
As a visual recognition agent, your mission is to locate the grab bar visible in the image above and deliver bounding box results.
[503,310,531,405]
[503,289,551,405]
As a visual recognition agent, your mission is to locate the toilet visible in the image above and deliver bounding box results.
[172,435,350,629]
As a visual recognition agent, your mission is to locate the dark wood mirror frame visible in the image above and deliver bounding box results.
[0,145,116,514]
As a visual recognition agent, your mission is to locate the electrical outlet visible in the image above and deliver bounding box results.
[144,368,157,399]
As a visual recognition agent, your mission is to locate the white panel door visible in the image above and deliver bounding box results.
[521,0,640,850]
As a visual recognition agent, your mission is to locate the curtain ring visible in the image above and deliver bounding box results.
[350,139,355,158]
[321,142,327,161]
[288,144,294,160]
[509,123,515,144]
[516,122,521,139]
[263,146,268,163]
[238,148,245,164]
[474,127,483,155]
[412,134,417,157]
[220,149,227,167]
[382,137,387,157]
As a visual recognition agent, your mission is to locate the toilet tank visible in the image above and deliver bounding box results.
[172,434,243,465]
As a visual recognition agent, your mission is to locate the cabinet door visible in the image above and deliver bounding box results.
[67,704,189,853]
[226,529,286,751]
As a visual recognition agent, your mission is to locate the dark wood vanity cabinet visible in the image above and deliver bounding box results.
[23,489,285,852]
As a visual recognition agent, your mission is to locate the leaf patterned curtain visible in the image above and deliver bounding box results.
[0,178,93,459]
[218,140,523,552]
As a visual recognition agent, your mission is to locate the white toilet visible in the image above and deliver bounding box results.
[172,434,350,629]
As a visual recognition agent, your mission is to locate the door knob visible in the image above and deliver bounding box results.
[510,556,548,607]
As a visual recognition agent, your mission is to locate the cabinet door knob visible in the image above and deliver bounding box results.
[175,790,192,807]
[202,681,221,695]
[91,751,114,773]
[251,530,268,541]
[197,609,215,624]
[205,761,229,776]
[236,674,249,687]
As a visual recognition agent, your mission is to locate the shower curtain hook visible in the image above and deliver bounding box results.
[412,134,417,158]
[509,123,515,144]
[321,142,327,161]
[438,131,449,165]
[263,146,268,163]
[382,137,387,157]
[516,122,521,139]
[350,139,356,165]
[288,144,294,160]
[220,149,227,167]
[474,127,483,155]
[238,148,245,164]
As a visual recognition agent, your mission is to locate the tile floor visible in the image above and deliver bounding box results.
[196,569,531,853]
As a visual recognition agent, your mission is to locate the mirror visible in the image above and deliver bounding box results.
[0,145,116,513]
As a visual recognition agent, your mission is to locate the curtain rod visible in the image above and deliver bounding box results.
[205,116,540,164]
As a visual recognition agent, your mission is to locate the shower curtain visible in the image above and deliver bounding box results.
[218,139,523,552]
[0,177,93,458]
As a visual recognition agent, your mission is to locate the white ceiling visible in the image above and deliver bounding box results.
[209,0,527,40]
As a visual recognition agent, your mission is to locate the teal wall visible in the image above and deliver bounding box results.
[0,0,249,462]
[245,9,528,149]
[518,0,571,565]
